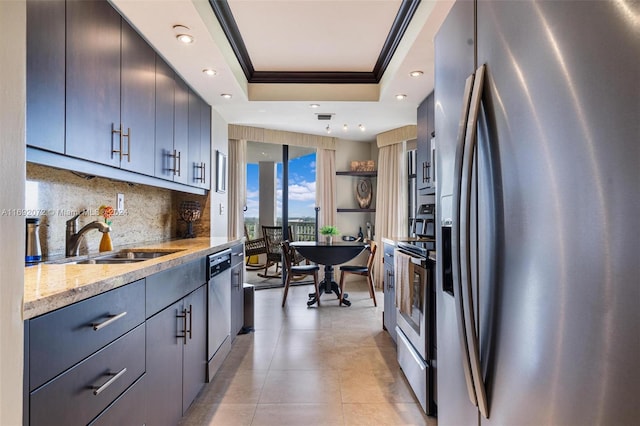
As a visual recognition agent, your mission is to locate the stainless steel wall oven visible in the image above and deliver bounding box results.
[394,240,437,416]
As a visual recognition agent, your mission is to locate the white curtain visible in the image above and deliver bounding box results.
[227,139,247,239]
[315,148,337,232]
[374,141,408,288]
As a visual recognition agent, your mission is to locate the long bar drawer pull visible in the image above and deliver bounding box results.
[92,367,127,396]
[92,312,127,331]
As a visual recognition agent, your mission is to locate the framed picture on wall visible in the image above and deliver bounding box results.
[216,151,227,193]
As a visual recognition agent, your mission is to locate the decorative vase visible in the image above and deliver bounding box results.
[99,232,113,252]
[356,178,373,209]
[325,235,333,245]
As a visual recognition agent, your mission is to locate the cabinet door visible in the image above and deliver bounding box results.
[120,22,156,176]
[187,88,202,186]
[200,99,212,190]
[155,55,175,181]
[173,76,190,185]
[26,0,65,153]
[66,0,121,167]
[416,94,432,192]
[426,91,435,141]
[182,285,207,413]
[145,300,184,426]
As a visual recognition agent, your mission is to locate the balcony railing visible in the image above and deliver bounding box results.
[244,219,316,241]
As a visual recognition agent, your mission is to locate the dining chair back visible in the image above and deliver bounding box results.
[244,225,267,269]
[259,225,304,278]
[338,240,378,306]
[281,240,321,307]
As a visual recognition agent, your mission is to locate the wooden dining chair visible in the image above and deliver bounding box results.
[281,240,320,307]
[338,240,377,306]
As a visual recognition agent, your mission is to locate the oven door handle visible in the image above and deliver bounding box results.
[409,256,423,266]
[460,64,489,419]
[451,71,479,410]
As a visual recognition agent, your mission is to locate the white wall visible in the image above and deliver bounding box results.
[0,0,26,424]
[209,108,229,238]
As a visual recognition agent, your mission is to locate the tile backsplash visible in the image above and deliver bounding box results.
[26,163,210,258]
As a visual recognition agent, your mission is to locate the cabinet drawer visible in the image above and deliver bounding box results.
[146,258,206,318]
[230,243,244,267]
[89,374,146,426]
[30,324,146,426]
[29,279,145,390]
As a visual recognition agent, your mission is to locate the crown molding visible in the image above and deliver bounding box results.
[209,0,420,84]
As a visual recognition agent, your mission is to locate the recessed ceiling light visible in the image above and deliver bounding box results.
[202,69,217,76]
[409,70,424,77]
[343,124,348,132]
[359,124,366,132]
[220,93,232,99]
[173,25,194,44]
[176,34,194,44]
[396,94,407,100]
[309,104,320,108]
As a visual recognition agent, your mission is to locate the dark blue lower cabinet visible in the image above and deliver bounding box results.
[146,284,207,426]
[29,324,145,425]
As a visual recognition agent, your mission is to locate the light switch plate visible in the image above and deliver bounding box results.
[117,193,124,213]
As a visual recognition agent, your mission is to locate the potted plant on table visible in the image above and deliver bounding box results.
[319,225,340,244]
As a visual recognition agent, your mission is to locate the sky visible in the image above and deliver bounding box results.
[245,152,316,219]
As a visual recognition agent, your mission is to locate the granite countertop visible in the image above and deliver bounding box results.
[23,237,242,320]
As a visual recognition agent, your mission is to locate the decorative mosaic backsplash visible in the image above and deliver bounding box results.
[26,163,210,258]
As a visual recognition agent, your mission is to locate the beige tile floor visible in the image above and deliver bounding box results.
[180,273,437,426]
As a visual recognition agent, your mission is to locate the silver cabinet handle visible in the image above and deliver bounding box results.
[187,304,193,340]
[194,162,207,183]
[111,123,123,160]
[171,149,178,175]
[92,312,127,331]
[170,149,182,176]
[122,127,131,162]
[177,308,188,344]
[92,367,127,396]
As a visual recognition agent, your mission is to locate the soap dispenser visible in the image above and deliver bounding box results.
[25,217,42,264]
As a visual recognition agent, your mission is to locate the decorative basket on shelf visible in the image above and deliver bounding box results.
[179,201,201,238]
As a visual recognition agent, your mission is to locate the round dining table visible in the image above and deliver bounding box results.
[290,241,368,306]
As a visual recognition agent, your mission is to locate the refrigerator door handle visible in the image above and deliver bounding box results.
[461,64,489,419]
[451,72,478,408]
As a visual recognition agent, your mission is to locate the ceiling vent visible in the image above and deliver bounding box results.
[316,113,334,121]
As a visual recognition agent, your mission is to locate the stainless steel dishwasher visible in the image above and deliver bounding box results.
[206,248,232,381]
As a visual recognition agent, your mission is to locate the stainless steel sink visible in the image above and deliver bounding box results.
[98,249,183,260]
[46,248,184,265]
[75,258,146,265]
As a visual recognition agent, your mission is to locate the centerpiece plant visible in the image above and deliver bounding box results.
[319,225,340,244]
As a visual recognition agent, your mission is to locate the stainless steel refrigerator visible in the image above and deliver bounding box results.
[434,1,640,425]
